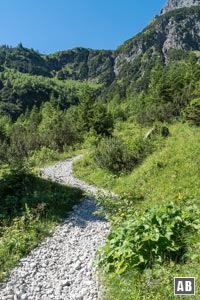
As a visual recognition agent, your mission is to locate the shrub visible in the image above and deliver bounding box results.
[29,146,59,166]
[184,98,200,126]
[97,203,200,274]
[93,137,139,174]
[93,136,155,174]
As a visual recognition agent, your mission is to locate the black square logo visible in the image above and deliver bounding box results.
[174,277,195,295]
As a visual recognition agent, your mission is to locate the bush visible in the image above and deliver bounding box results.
[93,136,154,174]
[97,203,200,274]
[29,146,59,166]
[184,98,200,126]
[93,137,139,174]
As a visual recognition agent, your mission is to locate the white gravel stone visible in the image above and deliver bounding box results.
[0,155,111,300]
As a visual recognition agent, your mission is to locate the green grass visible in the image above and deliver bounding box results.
[73,121,200,300]
[73,122,200,207]
[115,123,200,208]
[102,257,200,300]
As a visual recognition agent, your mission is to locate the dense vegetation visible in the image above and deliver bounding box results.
[0,67,100,119]
[0,44,115,85]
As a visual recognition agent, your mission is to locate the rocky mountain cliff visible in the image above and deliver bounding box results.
[114,5,200,90]
[161,0,200,14]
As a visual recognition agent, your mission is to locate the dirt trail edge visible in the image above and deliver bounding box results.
[0,155,112,300]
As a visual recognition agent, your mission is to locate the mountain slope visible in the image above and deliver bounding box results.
[113,6,200,91]
[46,48,115,85]
[0,45,115,85]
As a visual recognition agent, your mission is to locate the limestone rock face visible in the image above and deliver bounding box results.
[161,0,200,14]
[114,7,200,80]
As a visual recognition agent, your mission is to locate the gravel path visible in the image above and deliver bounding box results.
[40,155,116,198]
[0,155,111,300]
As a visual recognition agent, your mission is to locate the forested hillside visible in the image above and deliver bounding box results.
[0,0,200,299]
[0,44,115,84]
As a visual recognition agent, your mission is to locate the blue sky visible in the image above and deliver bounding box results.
[0,0,166,54]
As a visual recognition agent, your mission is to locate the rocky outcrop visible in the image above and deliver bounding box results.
[113,6,200,86]
[161,0,200,14]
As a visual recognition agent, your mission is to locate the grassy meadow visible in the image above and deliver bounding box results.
[73,121,200,300]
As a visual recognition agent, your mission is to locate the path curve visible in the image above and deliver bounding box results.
[40,155,116,198]
[0,155,111,300]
